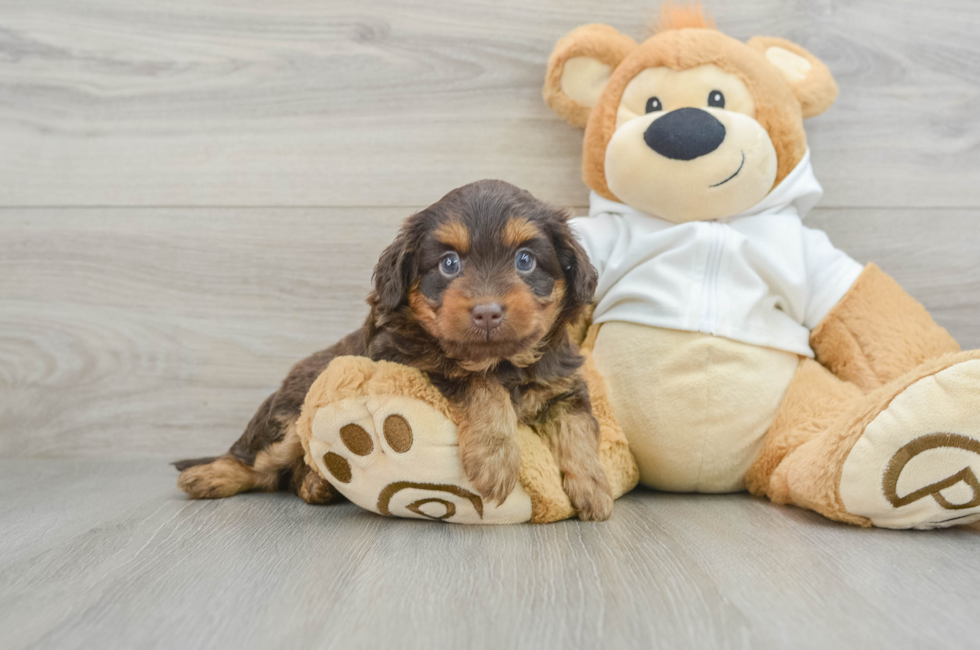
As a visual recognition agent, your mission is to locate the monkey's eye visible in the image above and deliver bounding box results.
[645,97,663,113]
[439,252,461,277]
[708,90,725,108]
[515,249,536,273]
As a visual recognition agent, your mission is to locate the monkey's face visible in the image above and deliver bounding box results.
[543,18,840,224]
[604,64,777,223]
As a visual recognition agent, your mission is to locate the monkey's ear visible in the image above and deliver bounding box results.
[543,24,637,128]
[748,36,839,118]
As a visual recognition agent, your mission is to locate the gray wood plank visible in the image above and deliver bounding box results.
[1,0,979,208]
[0,207,399,459]
[807,208,980,347]
[0,460,977,650]
[1,206,977,460]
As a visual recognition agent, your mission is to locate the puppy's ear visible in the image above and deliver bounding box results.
[549,209,597,310]
[371,217,420,312]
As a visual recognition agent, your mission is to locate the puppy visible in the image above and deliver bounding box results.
[176,179,613,520]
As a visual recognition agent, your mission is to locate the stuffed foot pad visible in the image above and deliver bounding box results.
[307,395,533,524]
[841,358,980,529]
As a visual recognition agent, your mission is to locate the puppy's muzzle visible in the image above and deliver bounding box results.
[643,108,726,161]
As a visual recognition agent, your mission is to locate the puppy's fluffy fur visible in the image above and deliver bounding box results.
[176,180,613,520]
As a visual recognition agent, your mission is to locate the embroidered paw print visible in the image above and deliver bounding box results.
[840,358,980,529]
[321,415,412,484]
[305,395,532,524]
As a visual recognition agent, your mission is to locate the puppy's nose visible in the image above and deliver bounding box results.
[471,303,504,331]
[644,107,726,160]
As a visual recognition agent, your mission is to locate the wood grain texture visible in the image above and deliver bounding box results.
[1,0,979,208]
[1,206,977,460]
[2,3,980,647]
[0,460,977,650]
[0,207,399,459]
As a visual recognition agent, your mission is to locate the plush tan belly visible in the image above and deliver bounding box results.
[592,323,799,493]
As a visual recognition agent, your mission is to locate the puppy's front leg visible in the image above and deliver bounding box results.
[452,378,521,505]
[536,391,614,521]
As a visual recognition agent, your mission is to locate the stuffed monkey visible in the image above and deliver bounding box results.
[542,3,980,529]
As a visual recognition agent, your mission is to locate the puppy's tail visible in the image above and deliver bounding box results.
[172,456,218,472]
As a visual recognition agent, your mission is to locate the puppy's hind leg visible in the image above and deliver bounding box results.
[176,394,278,499]
[175,453,263,500]
[175,393,342,505]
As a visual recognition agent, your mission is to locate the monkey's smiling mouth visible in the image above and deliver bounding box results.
[709,151,745,188]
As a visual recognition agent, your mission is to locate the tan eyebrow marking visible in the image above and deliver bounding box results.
[433,220,470,253]
[502,217,542,248]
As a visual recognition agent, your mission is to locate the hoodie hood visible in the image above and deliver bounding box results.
[589,149,823,222]
[574,146,861,357]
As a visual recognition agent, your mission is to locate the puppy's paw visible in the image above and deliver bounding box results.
[564,471,614,522]
[460,434,521,506]
[296,467,342,505]
[176,456,253,499]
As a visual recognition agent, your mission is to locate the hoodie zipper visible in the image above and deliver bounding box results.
[698,221,726,335]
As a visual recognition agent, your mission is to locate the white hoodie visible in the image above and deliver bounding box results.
[570,150,862,358]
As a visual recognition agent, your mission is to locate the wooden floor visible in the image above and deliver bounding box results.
[2,1,980,648]
[2,460,978,650]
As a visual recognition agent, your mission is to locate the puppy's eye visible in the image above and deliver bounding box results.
[515,249,536,273]
[645,97,663,113]
[439,252,461,277]
[708,90,725,108]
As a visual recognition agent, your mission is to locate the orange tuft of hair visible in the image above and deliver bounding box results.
[653,1,717,33]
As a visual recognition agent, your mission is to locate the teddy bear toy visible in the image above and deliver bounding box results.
[541,2,980,529]
[297,2,980,529]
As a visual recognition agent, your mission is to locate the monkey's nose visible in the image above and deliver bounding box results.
[471,303,504,332]
[644,107,726,160]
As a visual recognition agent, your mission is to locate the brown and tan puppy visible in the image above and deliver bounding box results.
[176,179,614,521]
